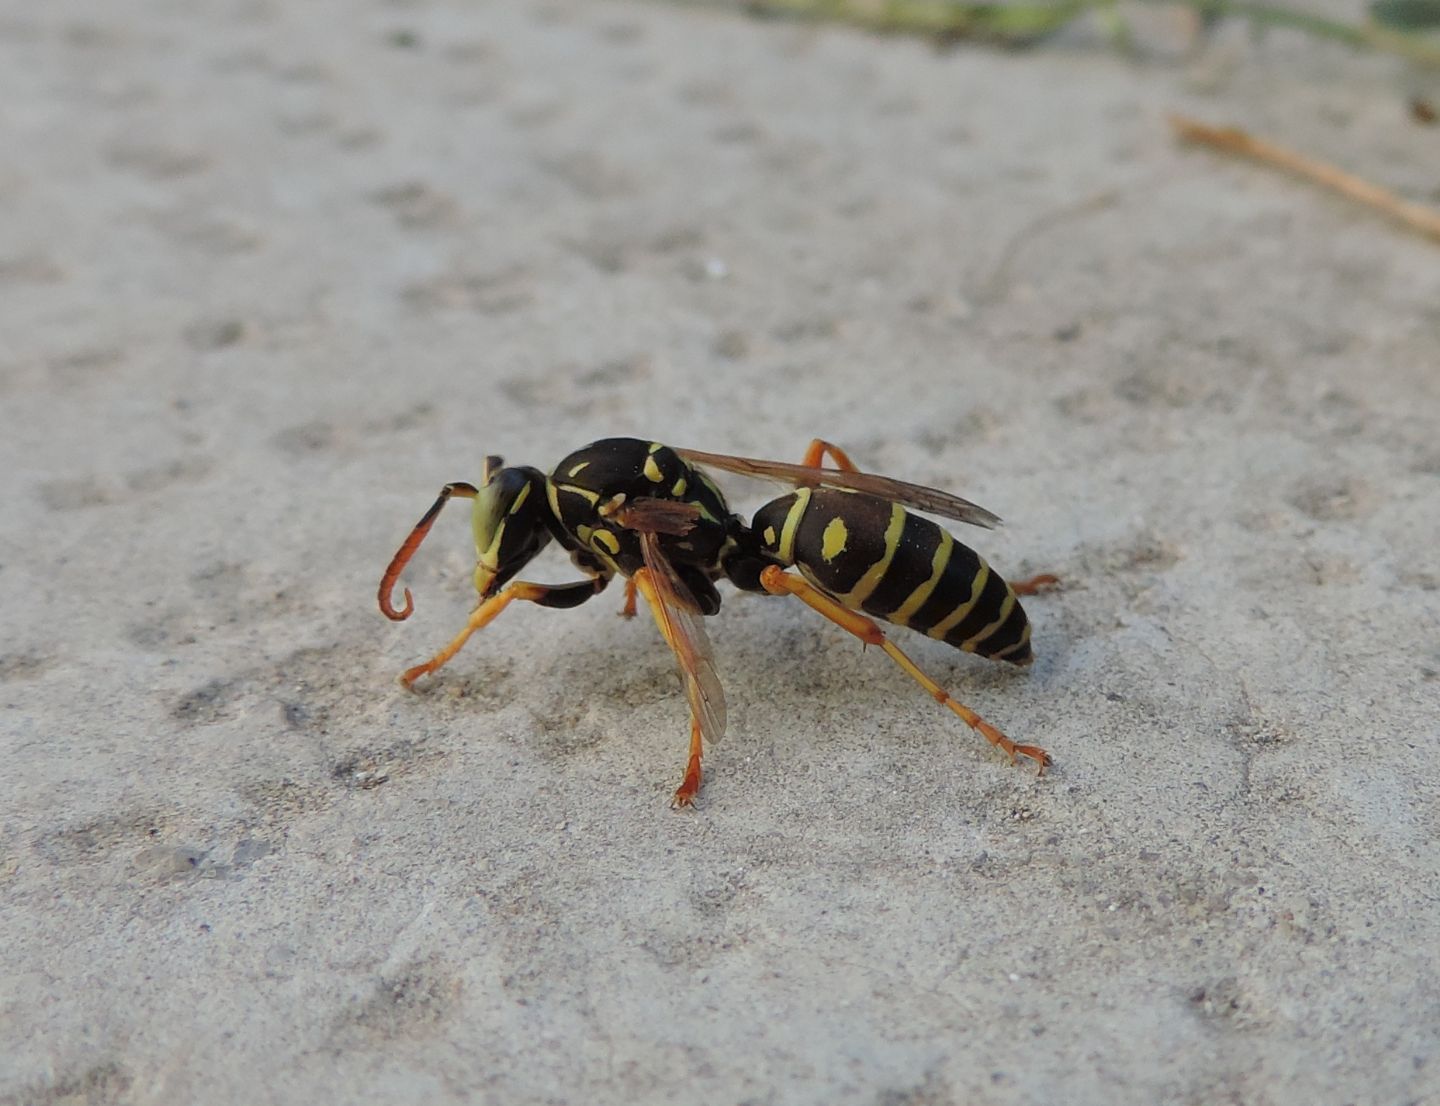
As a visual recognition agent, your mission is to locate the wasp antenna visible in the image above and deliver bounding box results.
[378,481,479,621]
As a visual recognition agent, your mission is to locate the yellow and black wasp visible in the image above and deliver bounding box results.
[378,438,1058,806]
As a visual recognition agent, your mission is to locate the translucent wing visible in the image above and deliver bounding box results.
[635,531,727,747]
[611,497,701,537]
[673,448,1002,529]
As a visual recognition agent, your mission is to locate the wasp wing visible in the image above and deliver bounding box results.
[635,530,727,747]
[611,497,701,537]
[672,448,1001,529]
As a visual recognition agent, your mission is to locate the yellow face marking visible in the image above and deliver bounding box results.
[890,528,952,626]
[643,455,664,483]
[839,502,905,606]
[762,525,778,546]
[926,561,991,640]
[776,489,812,565]
[672,476,687,497]
[482,519,506,561]
[648,442,664,453]
[963,591,1016,651]
[567,461,590,478]
[820,516,849,563]
[593,529,621,555]
[507,481,531,515]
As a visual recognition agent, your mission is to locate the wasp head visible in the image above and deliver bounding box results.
[471,456,552,598]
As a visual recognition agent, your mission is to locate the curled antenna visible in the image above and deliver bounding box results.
[378,481,479,621]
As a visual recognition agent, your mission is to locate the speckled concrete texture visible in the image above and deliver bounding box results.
[3,1,1438,1103]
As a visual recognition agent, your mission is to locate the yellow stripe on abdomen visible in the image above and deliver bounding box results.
[888,528,953,627]
[959,590,1015,652]
[776,488,812,564]
[840,501,906,607]
[926,562,990,640]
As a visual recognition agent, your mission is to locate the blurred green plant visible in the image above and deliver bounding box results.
[1370,0,1440,30]
[739,0,1440,64]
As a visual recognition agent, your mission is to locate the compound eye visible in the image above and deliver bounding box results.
[481,455,506,484]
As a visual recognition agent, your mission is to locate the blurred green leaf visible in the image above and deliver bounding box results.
[1370,0,1440,30]
[738,0,1440,65]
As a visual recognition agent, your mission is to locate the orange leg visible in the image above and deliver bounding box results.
[672,718,704,809]
[399,580,597,688]
[631,568,725,809]
[800,438,861,472]
[759,566,1051,773]
[620,578,638,619]
[1011,573,1061,596]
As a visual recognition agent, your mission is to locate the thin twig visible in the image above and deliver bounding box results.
[1170,114,1440,246]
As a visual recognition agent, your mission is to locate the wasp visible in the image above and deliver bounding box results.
[378,438,1059,806]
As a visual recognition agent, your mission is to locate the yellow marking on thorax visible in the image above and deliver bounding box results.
[762,525,778,546]
[643,455,664,482]
[840,502,906,605]
[820,516,849,562]
[672,476,687,497]
[961,590,1016,652]
[776,489,812,565]
[889,528,952,626]
[556,482,600,505]
[567,461,590,478]
[691,472,725,524]
[593,529,621,555]
[926,561,991,640]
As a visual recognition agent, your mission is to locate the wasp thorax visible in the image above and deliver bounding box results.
[471,463,551,596]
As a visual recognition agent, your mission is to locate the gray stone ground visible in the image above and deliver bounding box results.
[3,1,1439,1103]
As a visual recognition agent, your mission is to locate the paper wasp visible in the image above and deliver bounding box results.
[378,438,1058,806]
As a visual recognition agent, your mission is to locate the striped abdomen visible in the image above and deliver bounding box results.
[752,488,1033,665]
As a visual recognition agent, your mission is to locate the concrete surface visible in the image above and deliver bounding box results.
[3,1,1439,1103]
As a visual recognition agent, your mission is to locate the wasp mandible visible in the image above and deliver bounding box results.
[378,438,1059,807]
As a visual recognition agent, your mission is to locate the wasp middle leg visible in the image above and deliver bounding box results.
[758,566,1051,773]
[631,567,723,808]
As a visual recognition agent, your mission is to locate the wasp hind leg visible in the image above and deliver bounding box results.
[758,566,1051,773]
[399,577,607,688]
[800,438,861,472]
[1011,573,1062,596]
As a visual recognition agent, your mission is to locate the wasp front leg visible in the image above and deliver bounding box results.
[400,576,607,688]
